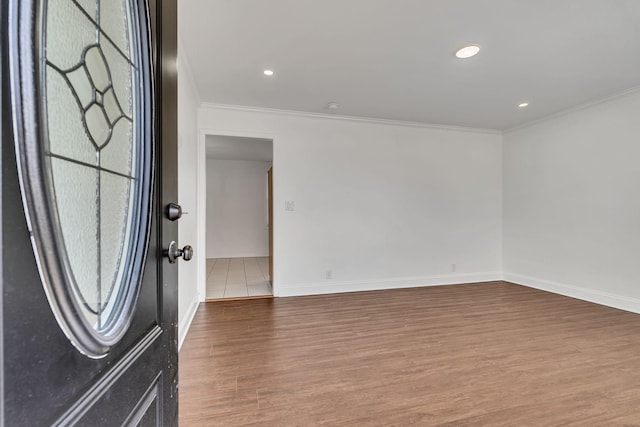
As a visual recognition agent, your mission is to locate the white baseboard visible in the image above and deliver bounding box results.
[275,272,502,297]
[504,272,640,314]
[178,292,200,351]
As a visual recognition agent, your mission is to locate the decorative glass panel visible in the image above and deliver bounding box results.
[46,69,96,164]
[50,158,99,313]
[10,0,154,358]
[75,0,98,20]
[101,119,134,175]
[101,37,134,116]
[100,171,134,326]
[100,0,132,58]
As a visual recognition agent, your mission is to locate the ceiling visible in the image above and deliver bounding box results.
[206,135,273,162]
[179,0,640,130]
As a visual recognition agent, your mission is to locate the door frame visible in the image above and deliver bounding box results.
[268,166,273,284]
[195,128,277,301]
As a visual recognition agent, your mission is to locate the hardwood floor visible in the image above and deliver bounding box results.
[179,281,640,425]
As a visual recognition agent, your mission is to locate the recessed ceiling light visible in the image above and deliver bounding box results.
[325,102,340,110]
[263,69,274,76]
[455,45,480,59]
[518,102,529,108]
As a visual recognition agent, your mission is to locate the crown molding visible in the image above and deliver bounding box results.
[504,85,640,134]
[199,85,640,136]
[199,102,502,135]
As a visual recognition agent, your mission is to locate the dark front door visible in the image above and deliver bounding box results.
[1,0,181,425]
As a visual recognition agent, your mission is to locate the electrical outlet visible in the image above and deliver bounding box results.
[451,264,457,272]
[285,200,295,211]
[325,270,332,280]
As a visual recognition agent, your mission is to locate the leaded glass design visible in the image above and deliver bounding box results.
[9,0,154,357]
[44,0,139,331]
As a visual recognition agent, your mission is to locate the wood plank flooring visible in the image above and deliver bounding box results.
[179,281,640,425]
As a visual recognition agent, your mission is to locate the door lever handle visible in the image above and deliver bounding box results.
[164,241,193,263]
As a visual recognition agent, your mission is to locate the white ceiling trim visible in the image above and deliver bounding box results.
[200,102,502,135]
[503,85,640,135]
[201,84,640,138]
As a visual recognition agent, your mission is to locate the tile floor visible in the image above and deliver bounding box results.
[206,257,272,299]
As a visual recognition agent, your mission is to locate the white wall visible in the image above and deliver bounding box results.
[206,159,272,258]
[199,107,503,297]
[503,89,640,312]
[177,44,200,349]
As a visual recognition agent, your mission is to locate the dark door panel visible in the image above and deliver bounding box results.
[55,330,163,425]
[1,0,180,425]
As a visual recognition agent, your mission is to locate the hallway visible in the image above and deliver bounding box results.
[206,257,272,299]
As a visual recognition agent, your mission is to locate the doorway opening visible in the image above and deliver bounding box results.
[204,135,274,300]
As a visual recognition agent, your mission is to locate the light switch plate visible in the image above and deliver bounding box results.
[285,201,295,211]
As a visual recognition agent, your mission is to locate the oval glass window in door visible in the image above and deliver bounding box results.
[10,0,154,358]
